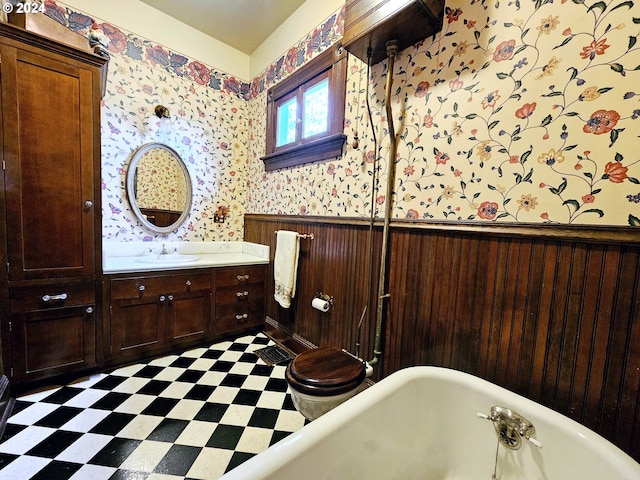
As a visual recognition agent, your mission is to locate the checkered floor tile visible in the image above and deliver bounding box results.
[0,333,307,479]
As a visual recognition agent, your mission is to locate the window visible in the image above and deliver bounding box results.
[262,45,348,171]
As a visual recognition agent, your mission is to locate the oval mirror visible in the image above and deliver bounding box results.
[126,143,192,234]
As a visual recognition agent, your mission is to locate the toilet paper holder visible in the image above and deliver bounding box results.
[314,292,333,304]
[313,292,333,311]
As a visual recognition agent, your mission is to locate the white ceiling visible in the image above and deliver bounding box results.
[139,0,308,55]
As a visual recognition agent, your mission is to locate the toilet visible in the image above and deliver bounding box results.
[285,346,368,421]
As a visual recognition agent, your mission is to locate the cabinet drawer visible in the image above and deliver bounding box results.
[216,302,264,334]
[216,266,265,286]
[10,282,95,312]
[111,273,211,300]
[215,283,265,305]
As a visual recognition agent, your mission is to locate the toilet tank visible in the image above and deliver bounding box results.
[342,0,445,65]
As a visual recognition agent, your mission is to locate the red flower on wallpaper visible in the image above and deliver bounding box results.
[477,201,499,220]
[583,109,620,135]
[580,38,610,60]
[515,102,537,119]
[434,150,450,165]
[415,81,430,98]
[604,162,628,183]
[493,40,516,62]
[189,61,211,86]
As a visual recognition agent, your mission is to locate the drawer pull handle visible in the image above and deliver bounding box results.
[236,313,249,321]
[236,291,249,297]
[42,293,68,302]
[86,307,94,314]
[237,274,250,281]
[168,295,174,301]
[139,285,146,292]
[185,280,192,286]
[159,295,166,302]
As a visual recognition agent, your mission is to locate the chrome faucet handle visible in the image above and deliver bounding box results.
[478,405,542,450]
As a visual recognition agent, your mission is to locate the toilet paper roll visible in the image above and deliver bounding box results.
[312,297,331,312]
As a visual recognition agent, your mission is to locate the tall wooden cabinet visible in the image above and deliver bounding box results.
[0,23,106,386]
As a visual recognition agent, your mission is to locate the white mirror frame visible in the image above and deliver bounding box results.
[126,142,192,234]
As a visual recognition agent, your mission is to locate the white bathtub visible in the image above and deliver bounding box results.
[221,366,640,479]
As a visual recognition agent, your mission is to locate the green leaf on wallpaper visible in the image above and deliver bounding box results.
[609,128,623,147]
[572,0,586,4]
[629,177,640,184]
[488,120,500,131]
[612,1,634,12]
[488,184,497,191]
[629,36,637,50]
[466,113,478,120]
[610,63,624,73]
[568,67,578,80]
[556,36,574,50]
[563,199,580,212]
[565,112,579,116]
[496,72,509,80]
[523,169,533,183]
[564,145,578,151]
[588,1,607,12]
[634,17,640,23]
[541,114,553,126]
[629,214,640,226]
[584,208,605,217]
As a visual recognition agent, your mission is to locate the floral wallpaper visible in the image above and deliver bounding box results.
[247,0,640,226]
[49,1,250,241]
[134,147,187,212]
[48,0,640,230]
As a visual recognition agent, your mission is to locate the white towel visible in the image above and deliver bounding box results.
[274,230,300,309]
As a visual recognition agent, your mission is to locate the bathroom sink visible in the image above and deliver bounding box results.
[135,254,200,265]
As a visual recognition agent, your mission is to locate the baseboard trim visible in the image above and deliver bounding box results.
[264,316,316,355]
[0,375,15,440]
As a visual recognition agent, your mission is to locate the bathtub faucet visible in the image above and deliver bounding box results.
[477,405,542,450]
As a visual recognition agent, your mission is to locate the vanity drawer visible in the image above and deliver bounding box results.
[216,302,264,334]
[215,283,265,305]
[111,273,211,300]
[216,265,265,286]
[10,282,95,312]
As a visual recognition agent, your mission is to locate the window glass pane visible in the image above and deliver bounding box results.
[303,78,328,138]
[276,97,297,146]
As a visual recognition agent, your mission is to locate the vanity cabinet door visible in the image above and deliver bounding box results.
[0,39,101,281]
[110,295,166,363]
[166,289,211,346]
[108,272,212,363]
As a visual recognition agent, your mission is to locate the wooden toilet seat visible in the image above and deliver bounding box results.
[285,347,366,396]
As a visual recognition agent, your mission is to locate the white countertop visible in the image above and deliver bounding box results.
[103,241,269,274]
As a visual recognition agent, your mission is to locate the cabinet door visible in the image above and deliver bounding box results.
[11,304,96,384]
[2,45,96,280]
[110,296,166,362]
[166,289,211,346]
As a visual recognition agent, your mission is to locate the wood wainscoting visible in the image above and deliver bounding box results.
[245,214,640,461]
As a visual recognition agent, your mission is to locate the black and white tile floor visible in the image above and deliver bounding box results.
[0,333,307,479]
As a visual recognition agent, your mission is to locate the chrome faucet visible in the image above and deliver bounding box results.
[160,244,168,255]
[478,405,542,450]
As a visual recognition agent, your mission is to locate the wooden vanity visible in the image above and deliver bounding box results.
[103,263,267,367]
[100,242,269,368]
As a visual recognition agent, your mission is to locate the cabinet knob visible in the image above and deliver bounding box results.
[236,291,249,297]
[185,280,192,286]
[86,307,94,314]
[237,274,250,282]
[167,295,174,301]
[139,285,146,292]
[236,313,249,321]
[42,293,68,302]
[159,295,166,302]
[84,200,93,208]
